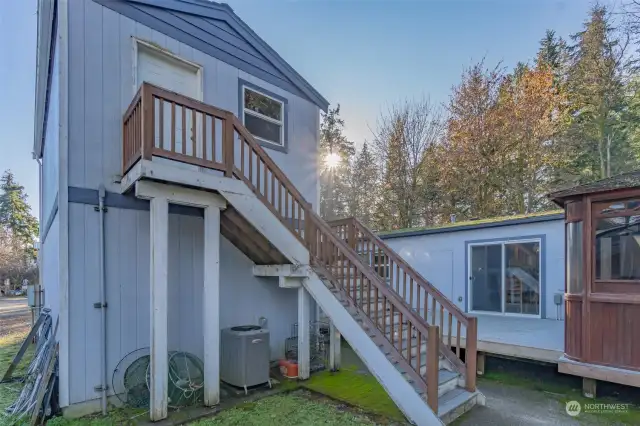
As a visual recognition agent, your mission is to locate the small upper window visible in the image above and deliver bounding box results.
[243,87,284,146]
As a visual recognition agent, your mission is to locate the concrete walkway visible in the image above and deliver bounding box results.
[341,343,628,425]
[456,380,611,426]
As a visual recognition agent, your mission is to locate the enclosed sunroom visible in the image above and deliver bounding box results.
[550,171,640,396]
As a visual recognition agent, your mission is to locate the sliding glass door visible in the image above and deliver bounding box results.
[470,245,502,312]
[469,239,541,316]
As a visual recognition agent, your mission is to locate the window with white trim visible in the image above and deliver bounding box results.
[242,86,285,147]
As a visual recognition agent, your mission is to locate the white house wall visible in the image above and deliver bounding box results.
[42,214,60,321]
[63,0,319,407]
[381,219,565,320]
[66,0,319,204]
[67,204,299,405]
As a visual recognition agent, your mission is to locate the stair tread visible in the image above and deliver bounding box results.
[438,369,459,385]
[438,387,477,417]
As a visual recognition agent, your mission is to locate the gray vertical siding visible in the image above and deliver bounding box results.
[67,205,299,405]
[64,0,319,406]
[42,214,60,321]
[67,0,319,204]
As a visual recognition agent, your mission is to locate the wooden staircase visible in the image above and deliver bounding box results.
[318,264,483,423]
[122,83,482,425]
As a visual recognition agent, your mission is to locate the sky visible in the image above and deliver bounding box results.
[0,0,603,218]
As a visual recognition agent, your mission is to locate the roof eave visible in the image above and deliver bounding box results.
[379,213,566,240]
[128,0,329,111]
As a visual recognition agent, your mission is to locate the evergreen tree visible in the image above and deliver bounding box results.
[0,170,39,254]
[536,29,569,83]
[319,105,355,220]
[564,5,636,182]
[346,142,378,226]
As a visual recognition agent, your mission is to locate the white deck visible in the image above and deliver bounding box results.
[474,315,564,363]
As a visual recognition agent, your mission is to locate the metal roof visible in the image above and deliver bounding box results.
[548,170,640,203]
[378,212,565,240]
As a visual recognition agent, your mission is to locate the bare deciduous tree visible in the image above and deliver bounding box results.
[372,98,445,230]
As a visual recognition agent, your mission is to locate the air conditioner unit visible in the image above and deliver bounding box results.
[220,325,270,393]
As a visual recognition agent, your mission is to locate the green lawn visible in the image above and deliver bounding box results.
[302,366,405,422]
[0,331,35,418]
[191,392,376,426]
[42,393,377,426]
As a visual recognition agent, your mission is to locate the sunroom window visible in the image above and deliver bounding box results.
[242,87,284,147]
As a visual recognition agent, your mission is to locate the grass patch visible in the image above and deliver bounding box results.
[482,369,640,425]
[0,330,35,419]
[301,366,405,422]
[45,407,147,426]
[190,392,377,426]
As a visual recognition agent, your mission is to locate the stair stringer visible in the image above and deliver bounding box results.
[302,273,443,426]
[217,182,442,425]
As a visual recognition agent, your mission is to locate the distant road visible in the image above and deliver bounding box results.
[0,297,29,318]
[0,297,31,337]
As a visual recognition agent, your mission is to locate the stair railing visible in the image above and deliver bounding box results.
[228,111,447,409]
[330,217,477,391]
[123,83,461,409]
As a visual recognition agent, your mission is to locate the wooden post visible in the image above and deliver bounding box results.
[149,196,169,421]
[426,325,439,413]
[203,206,221,406]
[347,219,356,251]
[223,112,235,177]
[329,321,341,371]
[298,285,310,380]
[465,317,478,392]
[583,377,597,399]
[477,352,486,376]
[305,209,315,255]
[141,83,154,160]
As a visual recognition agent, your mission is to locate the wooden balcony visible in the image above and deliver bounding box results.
[123,82,238,177]
[123,82,294,265]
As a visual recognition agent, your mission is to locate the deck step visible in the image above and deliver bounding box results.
[438,387,483,424]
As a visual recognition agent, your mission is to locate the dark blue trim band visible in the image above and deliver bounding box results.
[67,186,203,217]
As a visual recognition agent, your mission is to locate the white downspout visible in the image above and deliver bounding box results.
[98,185,108,414]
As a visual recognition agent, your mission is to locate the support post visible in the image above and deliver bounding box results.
[298,285,310,380]
[465,316,478,392]
[203,206,221,406]
[149,197,169,421]
[329,321,341,371]
[426,325,439,413]
[583,377,597,399]
[477,352,486,376]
